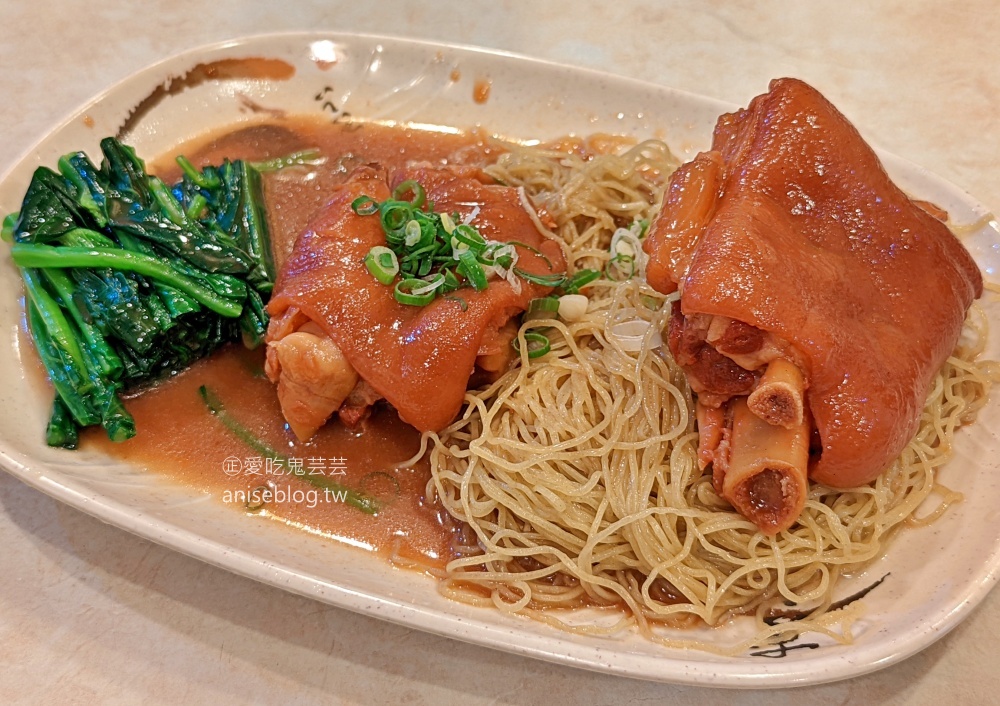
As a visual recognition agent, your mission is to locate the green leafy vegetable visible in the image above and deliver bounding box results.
[1,212,17,243]
[6,137,284,446]
[12,244,245,317]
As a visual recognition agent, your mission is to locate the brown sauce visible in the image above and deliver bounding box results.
[84,345,457,567]
[473,78,492,104]
[88,117,505,569]
[117,58,297,140]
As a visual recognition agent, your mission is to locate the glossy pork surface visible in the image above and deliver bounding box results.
[645,78,982,488]
[267,165,565,434]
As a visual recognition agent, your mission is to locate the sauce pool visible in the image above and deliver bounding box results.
[84,345,458,567]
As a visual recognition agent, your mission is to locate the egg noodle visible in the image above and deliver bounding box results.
[416,137,996,654]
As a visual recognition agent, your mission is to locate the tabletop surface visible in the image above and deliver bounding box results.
[2,2,999,704]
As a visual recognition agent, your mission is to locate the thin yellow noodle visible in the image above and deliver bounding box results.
[421,137,997,655]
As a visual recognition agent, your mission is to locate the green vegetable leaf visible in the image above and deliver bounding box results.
[8,137,282,447]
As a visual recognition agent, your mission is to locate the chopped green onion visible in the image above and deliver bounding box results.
[528,296,560,313]
[404,219,422,247]
[392,179,427,209]
[458,250,488,291]
[441,268,461,293]
[250,149,324,173]
[641,295,662,311]
[505,239,551,267]
[352,181,567,307]
[450,236,470,258]
[513,331,551,359]
[359,470,403,501]
[514,268,565,288]
[452,224,486,252]
[416,253,435,277]
[411,272,446,296]
[394,278,436,306]
[562,268,601,294]
[605,253,636,281]
[525,296,560,323]
[380,201,412,234]
[351,195,378,216]
[607,221,647,281]
[612,237,637,260]
[364,246,399,285]
[481,243,516,271]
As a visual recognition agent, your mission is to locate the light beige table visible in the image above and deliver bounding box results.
[2,2,998,704]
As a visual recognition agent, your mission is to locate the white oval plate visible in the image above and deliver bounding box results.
[1,33,999,688]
